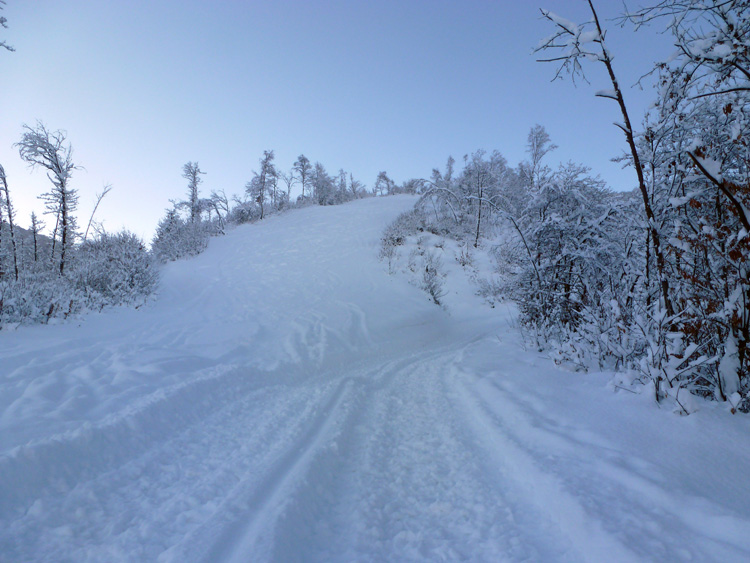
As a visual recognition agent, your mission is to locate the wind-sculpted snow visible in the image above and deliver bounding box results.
[1,196,749,561]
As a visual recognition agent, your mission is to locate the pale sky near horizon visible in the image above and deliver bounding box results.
[1,0,674,241]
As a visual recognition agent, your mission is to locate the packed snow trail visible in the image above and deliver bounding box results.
[1,197,750,562]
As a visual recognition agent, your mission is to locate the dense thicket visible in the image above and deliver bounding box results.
[530,0,750,411]
[379,0,749,412]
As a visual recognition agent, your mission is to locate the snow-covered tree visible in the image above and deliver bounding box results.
[459,150,508,247]
[17,122,78,276]
[350,173,366,198]
[152,208,209,262]
[374,171,395,196]
[293,154,312,201]
[528,0,750,406]
[209,189,229,231]
[311,162,335,206]
[182,162,205,224]
[537,1,675,319]
[246,150,277,220]
[519,124,557,190]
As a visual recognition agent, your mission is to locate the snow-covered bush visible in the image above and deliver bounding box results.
[529,1,750,410]
[151,209,215,263]
[0,230,158,327]
[382,209,425,247]
[378,209,428,274]
[73,231,157,306]
[225,200,260,225]
[421,252,446,305]
[0,275,80,326]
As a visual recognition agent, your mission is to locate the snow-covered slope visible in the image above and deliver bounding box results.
[1,196,749,562]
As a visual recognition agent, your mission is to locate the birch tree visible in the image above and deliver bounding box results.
[17,123,78,276]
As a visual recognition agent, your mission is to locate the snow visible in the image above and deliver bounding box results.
[540,10,579,35]
[595,88,617,100]
[719,333,741,397]
[2,196,750,561]
[693,154,724,182]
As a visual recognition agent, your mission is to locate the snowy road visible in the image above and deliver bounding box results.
[2,196,750,562]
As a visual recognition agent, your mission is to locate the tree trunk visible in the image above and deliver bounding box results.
[588,0,674,318]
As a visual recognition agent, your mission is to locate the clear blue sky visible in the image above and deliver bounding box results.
[0,0,673,240]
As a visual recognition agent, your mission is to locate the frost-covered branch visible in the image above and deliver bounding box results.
[0,0,14,52]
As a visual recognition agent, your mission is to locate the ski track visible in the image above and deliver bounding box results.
[451,369,750,562]
[2,196,750,562]
[265,341,562,563]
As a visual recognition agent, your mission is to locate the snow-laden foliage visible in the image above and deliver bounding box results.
[381,107,749,412]
[73,231,157,306]
[1,124,159,327]
[151,209,214,263]
[0,231,156,326]
[518,0,750,411]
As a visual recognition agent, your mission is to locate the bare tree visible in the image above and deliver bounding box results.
[84,183,113,241]
[350,173,365,198]
[209,189,229,230]
[17,122,78,275]
[29,211,44,263]
[280,171,296,201]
